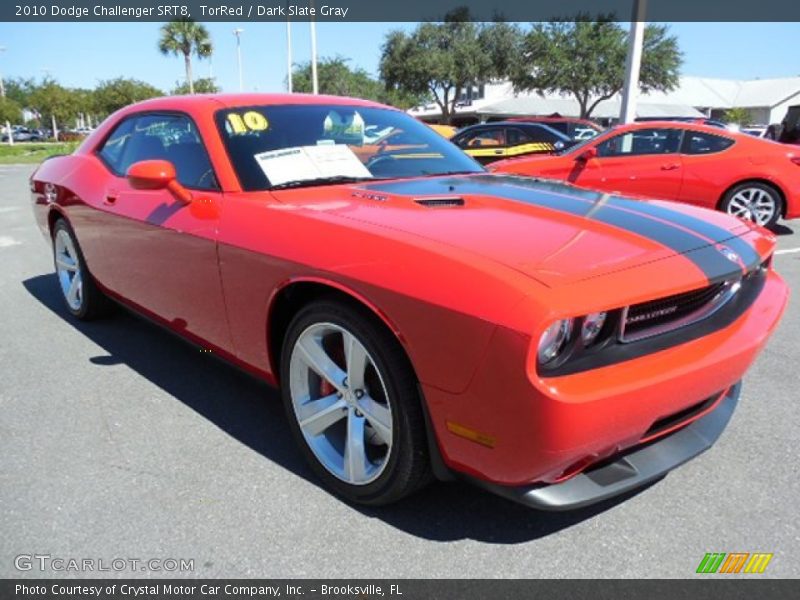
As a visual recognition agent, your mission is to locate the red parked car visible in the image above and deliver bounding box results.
[491,121,800,228]
[30,95,787,509]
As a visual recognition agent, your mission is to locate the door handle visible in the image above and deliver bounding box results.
[660,163,680,171]
[104,190,118,205]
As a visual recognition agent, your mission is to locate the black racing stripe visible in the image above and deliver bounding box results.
[366,175,748,281]
[368,175,598,217]
[589,205,741,280]
[483,175,761,273]
[600,196,762,271]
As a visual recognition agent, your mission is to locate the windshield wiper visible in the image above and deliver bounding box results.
[269,176,375,190]
[427,170,483,176]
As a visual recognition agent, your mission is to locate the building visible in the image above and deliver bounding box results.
[409,76,800,126]
[645,76,800,125]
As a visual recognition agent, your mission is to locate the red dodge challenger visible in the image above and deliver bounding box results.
[30,95,788,509]
[490,121,800,228]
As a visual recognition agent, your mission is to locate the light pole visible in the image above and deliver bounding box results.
[309,0,318,94]
[619,0,647,124]
[40,68,59,140]
[233,28,244,92]
[0,46,6,98]
[286,19,293,93]
[0,46,11,147]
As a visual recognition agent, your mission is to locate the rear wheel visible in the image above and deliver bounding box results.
[280,299,430,505]
[52,219,111,320]
[720,182,782,228]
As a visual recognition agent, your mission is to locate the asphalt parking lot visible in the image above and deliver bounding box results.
[1,162,798,579]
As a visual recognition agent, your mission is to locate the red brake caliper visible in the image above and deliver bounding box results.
[320,379,336,397]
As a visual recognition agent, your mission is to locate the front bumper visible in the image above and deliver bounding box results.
[423,268,787,487]
[472,382,740,510]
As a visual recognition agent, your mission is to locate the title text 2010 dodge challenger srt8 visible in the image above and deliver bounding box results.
[30,94,788,509]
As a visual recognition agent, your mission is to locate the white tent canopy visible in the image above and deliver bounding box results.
[410,76,800,124]
[474,96,704,120]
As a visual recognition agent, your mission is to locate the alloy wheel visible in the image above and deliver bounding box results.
[54,228,83,311]
[288,322,393,485]
[726,187,777,226]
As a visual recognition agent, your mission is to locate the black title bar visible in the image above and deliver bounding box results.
[3,0,800,22]
[1,579,797,600]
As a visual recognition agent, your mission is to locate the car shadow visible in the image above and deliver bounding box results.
[23,273,655,544]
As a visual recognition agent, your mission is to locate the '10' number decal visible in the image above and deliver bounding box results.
[227,111,269,134]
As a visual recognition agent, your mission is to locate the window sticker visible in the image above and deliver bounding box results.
[254,144,372,186]
[226,111,269,134]
[322,110,365,144]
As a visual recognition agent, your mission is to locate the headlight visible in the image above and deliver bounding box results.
[537,310,620,372]
[581,312,607,345]
[538,319,573,364]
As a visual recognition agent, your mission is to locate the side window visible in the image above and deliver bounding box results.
[783,106,800,142]
[506,128,531,146]
[97,118,137,173]
[99,114,218,190]
[527,126,560,144]
[548,122,570,136]
[682,132,735,155]
[459,128,506,148]
[596,128,683,157]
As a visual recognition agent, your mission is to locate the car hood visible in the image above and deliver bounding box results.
[275,174,764,288]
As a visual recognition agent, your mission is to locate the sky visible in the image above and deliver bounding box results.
[0,21,799,94]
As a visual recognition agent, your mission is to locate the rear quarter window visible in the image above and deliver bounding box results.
[682,132,735,155]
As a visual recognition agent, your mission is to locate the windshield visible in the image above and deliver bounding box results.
[215,104,483,191]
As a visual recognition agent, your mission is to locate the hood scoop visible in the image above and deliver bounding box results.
[414,196,465,208]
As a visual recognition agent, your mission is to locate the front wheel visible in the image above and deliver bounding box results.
[720,183,782,228]
[280,299,430,505]
[52,219,111,320]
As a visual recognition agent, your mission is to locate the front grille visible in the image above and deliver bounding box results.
[621,280,735,342]
[623,282,726,340]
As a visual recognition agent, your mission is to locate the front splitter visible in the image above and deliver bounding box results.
[472,382,741,511]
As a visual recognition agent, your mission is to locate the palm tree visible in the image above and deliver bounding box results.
[158,19,212,94]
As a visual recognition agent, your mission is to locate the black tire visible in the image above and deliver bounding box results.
[720,182,782,228]
[52,218,112,320]
[280,298,431,505]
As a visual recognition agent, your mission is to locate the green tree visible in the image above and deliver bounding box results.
[293,57,380,97]
[94,78,163,116]
[158,19,213,94]
[2,77,36,108]
[379,13,522,123]
[71,87,97,128]
[511,17,682,118]
[28,79,80,139]
[0,97,22,125]
[723,107,751,125]
[292,56,423,109]
[172,77,219,95]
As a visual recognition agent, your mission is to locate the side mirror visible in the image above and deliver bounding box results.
[126,160,192,203]
[577,147,598,162]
